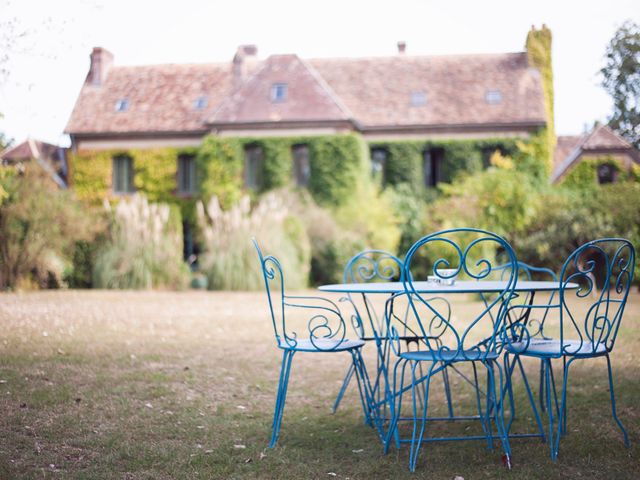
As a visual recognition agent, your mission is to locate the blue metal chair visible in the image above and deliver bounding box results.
[332,250,405,421]
[484,262,559,425]
[332,250,455,433]
[504,238,635,460]
[253,239,372,448]
[384,228,517,471]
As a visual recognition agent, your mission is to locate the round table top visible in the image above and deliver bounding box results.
[318,280,578,294]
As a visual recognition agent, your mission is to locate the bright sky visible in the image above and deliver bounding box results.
[0,0,638,147]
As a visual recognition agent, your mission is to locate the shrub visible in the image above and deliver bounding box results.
[0,167,98,289]
[197,191,310,290]
[93,194,189,289]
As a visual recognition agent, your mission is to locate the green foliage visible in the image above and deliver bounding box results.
[196,137,243,210]
[369,139,519,194]
[63,240,102,288]
[386,183,427,255]
[93,195,189,289]
[559,156,625,188]
[197,192,311,291]
[526,25,556,175]
[0,167,100,289]
[334,182,401,254]
[514,183,640,283]
[600,20,640,148]
[307,134,368,207]
[434,167,540,237]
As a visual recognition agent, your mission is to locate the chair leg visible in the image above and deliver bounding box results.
[487,360,512,469]
[472,361,492,450]
[409,361,435,472]
[270,349,295,448]
[544,358,555,459]
[384,358,408,454]
[332,363,355,414]
[515,356,546,442]
[503,353,516,434]
[553,357,577,459]
[539,359,546,413]
[351,349,375,427]
[605,353,630,448]
[441,362,455,419]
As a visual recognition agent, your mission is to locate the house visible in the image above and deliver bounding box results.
[65,27,553,257]
[66,43,546,151]
[552,124,639,184]
[0,138,68,188]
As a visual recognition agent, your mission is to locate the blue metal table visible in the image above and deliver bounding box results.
[318,280,578,442]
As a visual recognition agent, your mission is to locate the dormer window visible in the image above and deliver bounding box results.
[485,90,502,105]
[410,90,427,107]
[193,96,208,110]
[115,99,129,112]
[270,83,287,103]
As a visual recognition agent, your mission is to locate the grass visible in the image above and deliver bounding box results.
[0,289,638,479]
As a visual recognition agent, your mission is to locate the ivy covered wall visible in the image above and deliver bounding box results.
[369,138,520,192]
[526,25,556,178]
[559,155,640,188]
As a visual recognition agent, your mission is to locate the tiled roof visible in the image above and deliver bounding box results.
[551,125,637,182]
[211,55,352,124]
[309,52,546,128]
[66,50,546,135]
[0,138,68,187]
[66,63,232,134]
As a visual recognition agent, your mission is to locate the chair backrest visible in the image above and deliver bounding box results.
[343,250,405,339]
[253,239,287,347]
[488,261,558,338]
[344,250,405,284]
[400,228,518,363]
[254,238,349,350]
[558,238,635,354]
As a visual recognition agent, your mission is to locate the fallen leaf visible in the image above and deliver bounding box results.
[244,458,252,463]
[234,444,246,449]
[352,449,363,453]
[145,402,153,409]
[259,451,267,460]
[327,473,337,477]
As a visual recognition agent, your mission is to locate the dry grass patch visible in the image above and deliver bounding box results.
[0,290,639,479]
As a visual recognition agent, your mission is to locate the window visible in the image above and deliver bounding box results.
[410,90,427,107]
[292,145,310,187]
[370,148,387,183]
[485,90,502,105]
[193,96,208,110]
[423,148,444,187]
[597,163,617,184]
[244,145,264,189]
[270,83,288,103]
[112,155,134,194]
[177,155,197,195]
[115,99,129,112]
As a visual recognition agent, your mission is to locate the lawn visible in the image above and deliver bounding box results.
[0,290,639,479]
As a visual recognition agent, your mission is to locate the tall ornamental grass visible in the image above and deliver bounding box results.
[93,194,189,289]
[197,191,310,290]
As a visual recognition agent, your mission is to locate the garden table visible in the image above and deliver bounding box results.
[318,280,578,441]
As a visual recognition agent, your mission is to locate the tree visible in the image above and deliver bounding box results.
[601,20,640,148]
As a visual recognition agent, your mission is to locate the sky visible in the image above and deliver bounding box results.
[0,0,638,147]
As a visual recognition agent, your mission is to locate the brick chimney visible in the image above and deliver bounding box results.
[86,47,114,86]
[397,41,407,54]
[232,45,258,89]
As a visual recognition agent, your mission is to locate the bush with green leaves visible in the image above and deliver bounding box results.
[93,194,189,289]
[197,191,310,290]
[0,166,98,289]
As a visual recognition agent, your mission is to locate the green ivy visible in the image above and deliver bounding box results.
[559,156,633,188]
[526,26,556,177]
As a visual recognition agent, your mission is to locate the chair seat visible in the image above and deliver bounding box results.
[507,338,608,357]
[279,338,365,352]
[400,349,499,362]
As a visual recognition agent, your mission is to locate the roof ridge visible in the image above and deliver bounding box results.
[297,56,355,121]
[208,58,272,123]
[308,51,527,63]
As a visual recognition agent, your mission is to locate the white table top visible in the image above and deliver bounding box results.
[319,280,578,294]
